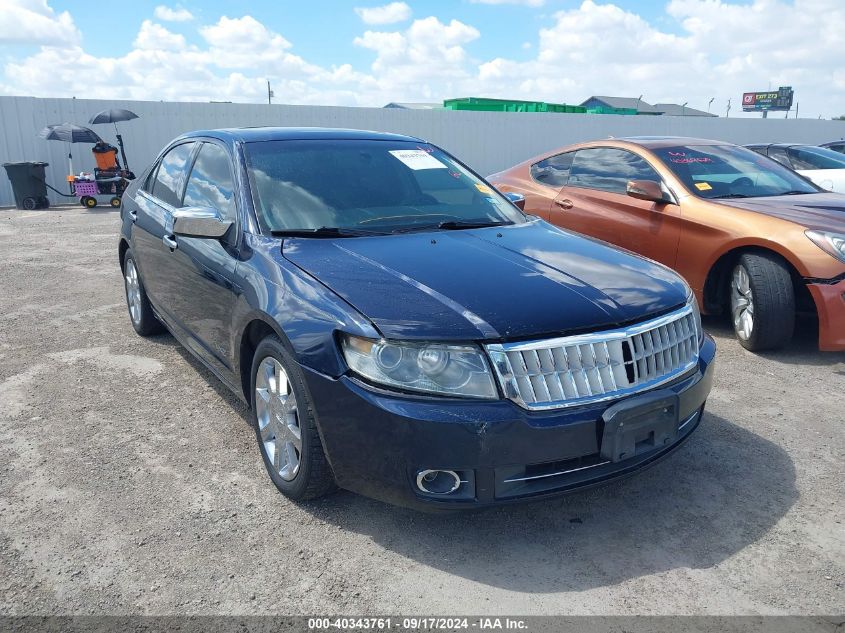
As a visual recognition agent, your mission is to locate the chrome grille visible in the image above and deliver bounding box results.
[486,306,700,410]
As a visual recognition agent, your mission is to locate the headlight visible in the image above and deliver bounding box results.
[341,335,498,399]
[806,230,845,263]
[687,290,703,345]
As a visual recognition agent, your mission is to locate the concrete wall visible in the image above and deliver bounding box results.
[2,95,844,207]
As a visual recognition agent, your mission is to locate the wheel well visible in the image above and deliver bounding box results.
[702,246,813,315]
[118,239,129,272]
[239,319,277,403]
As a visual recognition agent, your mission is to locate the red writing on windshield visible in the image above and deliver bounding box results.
[670,157,714,164]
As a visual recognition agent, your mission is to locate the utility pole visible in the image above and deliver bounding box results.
[726,99,731,118]
[708,97,714,113]
[795,101,799,119]
[681,101,688,116]
[267,81,273,105]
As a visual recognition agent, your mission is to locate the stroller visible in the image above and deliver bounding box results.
[71,142,134,208]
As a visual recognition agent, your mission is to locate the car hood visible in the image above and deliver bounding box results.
[714,192,845,232]
[282,220,688,341]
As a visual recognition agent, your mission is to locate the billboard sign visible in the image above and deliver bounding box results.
[742,86,794,112]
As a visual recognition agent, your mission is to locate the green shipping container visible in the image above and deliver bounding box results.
[443,97,586,114]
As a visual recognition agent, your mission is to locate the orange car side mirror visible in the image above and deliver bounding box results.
[627,180,668,204]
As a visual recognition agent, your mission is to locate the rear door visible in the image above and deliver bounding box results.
[551,146,681,267]
[131,141,196,315]
[163,141,241,375]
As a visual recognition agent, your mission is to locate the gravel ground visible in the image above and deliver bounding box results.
[0,206,843,616]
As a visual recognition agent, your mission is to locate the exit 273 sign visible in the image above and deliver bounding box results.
[742,86,794,111]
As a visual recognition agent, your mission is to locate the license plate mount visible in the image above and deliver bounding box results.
[600,389,680,463]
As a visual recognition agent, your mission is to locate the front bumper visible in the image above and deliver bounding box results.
[303,335,716,511]
[807,278,845,351]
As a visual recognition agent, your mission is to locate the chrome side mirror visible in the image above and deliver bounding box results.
[503,191,526,210]
[172,206,232,239]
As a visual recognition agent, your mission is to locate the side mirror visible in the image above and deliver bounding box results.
[503,191,526,210]
[172,206,233,239]
[626,180,670,204]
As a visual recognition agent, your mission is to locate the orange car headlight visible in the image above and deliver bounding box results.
[806,230,845,264]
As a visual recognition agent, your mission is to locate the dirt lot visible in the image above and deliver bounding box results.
[0,206,843,616]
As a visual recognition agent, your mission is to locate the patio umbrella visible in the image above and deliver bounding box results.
[38,123,103,178]
[89,108,139,169]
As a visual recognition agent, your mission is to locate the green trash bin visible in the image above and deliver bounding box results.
[3,161,50,210]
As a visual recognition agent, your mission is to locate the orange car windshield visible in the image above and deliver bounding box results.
[653,145,820,199]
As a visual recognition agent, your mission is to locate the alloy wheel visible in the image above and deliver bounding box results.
[124,259,142,325]
[730,265,754,341]
[255,357,302,481]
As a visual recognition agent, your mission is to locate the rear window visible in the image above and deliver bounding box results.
[786,146,845,170]
[151,142,194,207]
[530,152,574,187]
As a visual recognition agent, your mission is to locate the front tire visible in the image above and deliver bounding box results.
[729,253,794,351]
[122,250,165,336]
[250,336,335,501]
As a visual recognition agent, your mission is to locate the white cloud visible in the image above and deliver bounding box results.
[0,0,80,46]
[354,16,480,98]
[153,5,194,22]
[468,0,545,6]
[354,2,412,25]
[134,20,187,51]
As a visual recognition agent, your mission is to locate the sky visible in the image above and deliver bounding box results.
[0,0,842,118]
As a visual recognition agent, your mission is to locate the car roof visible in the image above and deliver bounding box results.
[614,136,730,148]
[179,127,425,144]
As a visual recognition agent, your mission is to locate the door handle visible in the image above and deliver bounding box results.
[128,209,137,221]
[555,199,574,210]
[162,235,178,250]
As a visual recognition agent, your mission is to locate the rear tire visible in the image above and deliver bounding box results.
[250,336,336,502]
[122,250,165,337]
[729,253,794,351]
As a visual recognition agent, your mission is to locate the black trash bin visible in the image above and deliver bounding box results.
[2,161,50,210]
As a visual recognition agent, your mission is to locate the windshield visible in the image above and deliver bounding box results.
[245,139,525,234]
[786,146,845,170]
[653,144,820,199]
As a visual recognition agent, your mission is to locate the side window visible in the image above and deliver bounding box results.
[151,142,195,207]
[530,152,574,187]
[183,143,237,221]
[767,147,792,168]
[569,148,661,194]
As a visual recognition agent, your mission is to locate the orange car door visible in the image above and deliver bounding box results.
[551,147,682,268]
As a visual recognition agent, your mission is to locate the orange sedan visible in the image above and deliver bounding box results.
[488,137,845,352]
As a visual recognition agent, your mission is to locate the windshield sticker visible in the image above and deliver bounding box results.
[667,150,714,164]
[389,150,448,170]
[695,182,713,191]
[475,183,493,194]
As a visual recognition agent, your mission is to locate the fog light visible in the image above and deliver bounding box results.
[416,469,462,495]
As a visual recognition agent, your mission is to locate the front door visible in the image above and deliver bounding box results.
[163,141,241,375]
[551,146,681,268]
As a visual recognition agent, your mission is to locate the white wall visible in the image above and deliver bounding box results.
[2,95,844,207]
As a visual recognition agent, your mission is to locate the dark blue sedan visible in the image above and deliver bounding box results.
[118,127,716,510]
